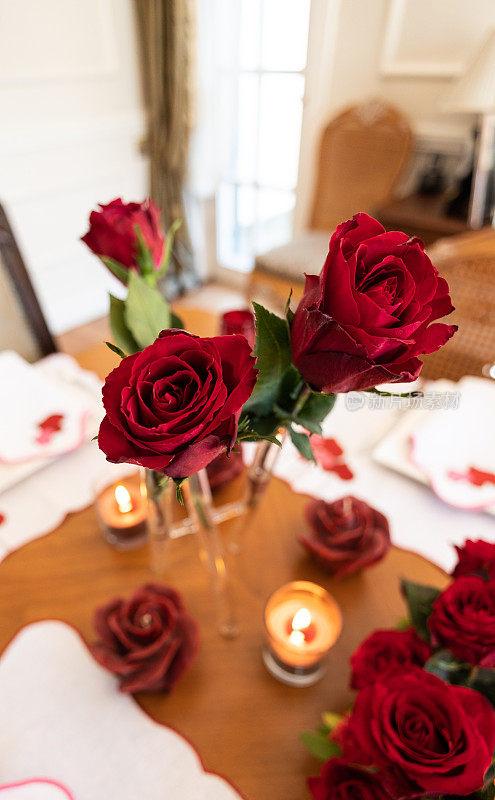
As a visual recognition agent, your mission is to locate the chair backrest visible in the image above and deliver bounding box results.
[0,202,57,362]
[310,100,413,231]
[421,231,495,381]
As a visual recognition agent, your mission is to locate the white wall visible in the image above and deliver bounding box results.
[0,0,148,334]
[295,0,495,231]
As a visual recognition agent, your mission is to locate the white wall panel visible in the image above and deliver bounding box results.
[0,0,148,334]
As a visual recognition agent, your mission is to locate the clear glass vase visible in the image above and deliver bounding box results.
[145,467,239,638]
[228,428,286,554]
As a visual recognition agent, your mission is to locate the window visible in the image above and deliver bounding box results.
[216,0,311,272]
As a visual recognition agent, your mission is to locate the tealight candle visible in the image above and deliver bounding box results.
[95,472,148,550]
[263,581,342,686]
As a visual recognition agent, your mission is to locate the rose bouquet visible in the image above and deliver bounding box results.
[303,539,495,800]
[240,212,457,462]
[82,202,458,632]
[229,212,457,549]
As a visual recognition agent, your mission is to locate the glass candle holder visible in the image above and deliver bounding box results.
[94,466,148,550]
[220,309,255,349]
[263,581,342,687]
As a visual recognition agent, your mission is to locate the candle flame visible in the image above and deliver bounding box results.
[288,607,312,646]
[292,607,311,631]
[115,484,133,514]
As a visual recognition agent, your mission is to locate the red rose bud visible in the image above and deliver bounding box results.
[98,329,257,479]
[428,575,495,666]
[290,212,457,393]
[336,668,495,798]
[81,198,164,278]
[206,446,245,491]
[220,309,256,350]
[308,759,395,800]
[452,539,495,580]
[91,583,199,693]
[350,628,431,691]
[300,496,390,578]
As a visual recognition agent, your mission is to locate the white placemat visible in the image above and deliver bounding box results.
[0,779,74,799]
[0,621,242,800]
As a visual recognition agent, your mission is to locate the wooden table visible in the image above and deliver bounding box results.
[0,314,449,800]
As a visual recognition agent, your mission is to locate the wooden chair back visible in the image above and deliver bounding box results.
[310,100,413,231]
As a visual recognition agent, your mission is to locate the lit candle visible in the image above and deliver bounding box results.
[95,473,148,550]
[263,581,342,686]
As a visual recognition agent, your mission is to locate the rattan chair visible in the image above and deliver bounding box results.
[249,99,413,310]
[421,230,495,381]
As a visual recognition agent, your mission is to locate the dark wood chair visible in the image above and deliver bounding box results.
[0,202,57,361]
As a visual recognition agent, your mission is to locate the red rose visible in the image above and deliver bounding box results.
[336,668,495,798]
[91,583,199,693]
[308,759,394,800]
[453,539,495,580]
[350,628,431,690]
[81,198,164,277]
[220,309,256,349]
[206,446,245,491]
[290,213,456,393]
[300,496,390,578]
[98,329,257,479]
[428,575,495,666]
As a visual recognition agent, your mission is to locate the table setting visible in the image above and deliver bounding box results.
[0,199,493,800]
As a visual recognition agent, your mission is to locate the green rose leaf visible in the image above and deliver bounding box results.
[134,225,155,280]
[468,667,495,708]
[109,294,139,355]
[483,762,495,796]
[300,731,341,762]
[401,579,441,641]
[289,425,315,462]
[105,341,126,359]
[101,257,129,285]
[294,392,337,435]
[243,302,292,417]
[156,219,182,279]
[171,310,185,329]
[321,712,344,732]
[125,271,171,349]
[285,289,294,328]
[424,649,471,686]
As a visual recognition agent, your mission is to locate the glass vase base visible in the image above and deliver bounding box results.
[262,647,327,687]
[103,528,148,551]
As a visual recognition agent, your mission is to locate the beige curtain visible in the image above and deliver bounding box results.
[134,0,197,295]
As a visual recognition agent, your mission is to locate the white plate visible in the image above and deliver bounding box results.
[373,377,495,515]
[0,621,241,800]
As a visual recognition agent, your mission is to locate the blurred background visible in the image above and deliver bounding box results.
[2,0,495,347]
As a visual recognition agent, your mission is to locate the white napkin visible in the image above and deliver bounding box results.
[0,352,93,465]
[0,621,241,800]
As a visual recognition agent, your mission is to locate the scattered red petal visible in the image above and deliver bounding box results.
[309,436,353,480]
[35,414,64,445]
[447,467,495,487]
